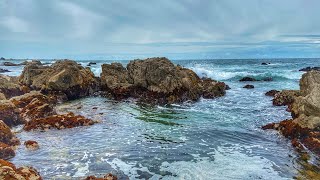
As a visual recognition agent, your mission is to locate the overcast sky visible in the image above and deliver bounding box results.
[1,0,320,59]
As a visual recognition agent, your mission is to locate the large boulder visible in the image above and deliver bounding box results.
[19,60,99,100]
[0,121,19,160]
[100,57,228,104]
[0,159,42,180]
[0,75,25,99]
[0,100,24,127]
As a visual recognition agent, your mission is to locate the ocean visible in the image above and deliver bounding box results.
[2,58,320,179]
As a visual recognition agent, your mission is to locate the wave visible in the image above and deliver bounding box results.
[189,66,302,81]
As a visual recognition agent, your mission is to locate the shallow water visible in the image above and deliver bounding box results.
[4,58,320,179]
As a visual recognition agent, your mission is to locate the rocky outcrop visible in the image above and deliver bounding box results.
[0,159,42,180]
[23,112,97,131]
[0,100,24,127]
[101,57,228,104]
[265,90,280,97]
[20,60,42,66]
[0,68,10,73]
[243,84,254,89]
[0,121,19,160]
[263,70,320,156]
[0,75,26,99]
[84,173,117,180]
[19,60,99,100]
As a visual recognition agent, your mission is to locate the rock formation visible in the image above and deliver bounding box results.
[243,84,254,89]
[19,60,99,100]
[0,159,42,180]
[0,75,26,99]
[101,57,228,104]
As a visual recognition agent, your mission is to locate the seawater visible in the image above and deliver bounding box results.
[2,58,320,179]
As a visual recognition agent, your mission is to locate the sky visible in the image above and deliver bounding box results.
[0,0,320,60]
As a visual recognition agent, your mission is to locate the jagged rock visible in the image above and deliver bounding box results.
[84,173,118,180]
[0,143,15,160]
[243,84,254,89]
[23,112,97,131]
[299,67,320,72]
[19,60,99,100]
[272,90,301,106]
[0,68,10,73]
[87,62,97,66]
[0,120,20,146]
[0,75,25,99]
[101,57,228,104]
[24,141,39,150]
[265,90,280,97]
[0,100,24,127]
[0,159,42,180]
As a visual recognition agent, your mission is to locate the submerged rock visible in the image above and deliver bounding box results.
[261,62,270,65]
[0,159,42,180]
[84,173,118,180]
[24,140,39,150]
[87,62,97,66]
[0,57,5,60]
[23,112,97,131]
[243,84,254,89]
[3,62,19,66]
[19,60,99,100]
[265,90,280,97]
[101,57,228,104]
[239,77,257,82]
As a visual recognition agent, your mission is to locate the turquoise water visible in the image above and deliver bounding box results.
[3,58,320,179]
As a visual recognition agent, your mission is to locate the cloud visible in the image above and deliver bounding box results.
[0,16,29,33]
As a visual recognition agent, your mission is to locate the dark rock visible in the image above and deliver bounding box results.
[243,84,254,89]
[261,62,270,65]
[239,77,257,82]
[87,62,97,66]
[24,140,39,150]
[299,67,320,72]
[0,57,5,60]
[3,62,19,66]
[265,90,280,97]
[262,77,273,81]
[19,60,99,100]
[0,68,10,73]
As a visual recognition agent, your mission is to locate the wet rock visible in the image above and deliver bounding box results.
[84,173,118,180]
[24,140,39,150]
[101,57,228,104]
[20,60,99,100]
[272,90,301,106]
[0,57,5,60]
[243,84,254,89]
[261,62,270,65]
[87,62,97,66]
[3,62,19,66]
[23,112,97,131]
[0,143,15,160]
[10,91,57,121]
[0,75,25,99]
[0,100,24,127]
[0,120,20,146]
[239,77,257,82]
[0,159,42,180]
[265,90,280,97]
[0,68,10,73]
[299,67,320,72]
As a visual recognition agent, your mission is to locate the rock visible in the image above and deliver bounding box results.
[23,112,97,131]
[20,60,42,66]
[239,77,257,82]
[261,62,270,65]
[84,173,118,180]
[0,93,5,100]
[0,120,20,146]
[0,68,10,73]
[0,57,5,60]
[87,62,97,66]
[0,159,42,180]
[0,100,24,127]
[262,77,273,81]
[24,141,39,150]
[0,75,25,99]
[272,90,301,106]
[299,67,320,72]
[20,60,99,100]
[10,91,57,121]
[0,143,15,160]
[265,90,280,97]
[243,84,254,89]
[3,62,19,66]
[101,57,228,104]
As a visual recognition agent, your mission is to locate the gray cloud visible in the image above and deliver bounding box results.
[0,0,320,59]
